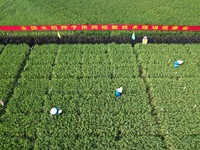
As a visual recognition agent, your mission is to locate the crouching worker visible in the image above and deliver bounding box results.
[50,108,62,118]
[115,87,123,99]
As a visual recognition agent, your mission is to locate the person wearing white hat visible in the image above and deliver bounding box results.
[115,87,123,99]
[50,108,62,118]
[142,36,148,45]
[174,60,184,68]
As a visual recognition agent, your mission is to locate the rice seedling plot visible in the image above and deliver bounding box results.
[0,43,199,149]
[0,44,29,115]
[136,44,200,149]
[1,0,200,26]
[136,44,200,78]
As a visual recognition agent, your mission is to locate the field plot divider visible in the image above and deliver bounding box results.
[0,0,16,12]
[0,34,12,54]
[133,45,172,149]
[0,45,33,116]
[38,44,59,116]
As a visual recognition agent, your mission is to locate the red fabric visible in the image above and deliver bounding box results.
[0,24,199,31]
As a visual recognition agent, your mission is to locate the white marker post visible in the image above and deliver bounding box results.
[0,100,4,106]
[132,33,135,40]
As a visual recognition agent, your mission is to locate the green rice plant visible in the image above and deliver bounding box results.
[1,0,200,37]
[14,78,49,95]
[0,0,11,8]
[28,53,55,65]
[147,78,200,112]
[52,64,81,78]
[79,78,113,92]
[50,78,80,94]
[137,44,200,78]
[0,137,34,150]
[111,63,139,78]
[83,44,108,54]
[1,44,29,55]
[22,65,52,79]
[6,93,45,114]
[0,79,14,98]
[170,135,200,150]
[55,51,82,65]
[0,44,29,78]
[58,44,83,54]
[0,114,39,149]
[0,43,199,149]
[32,44,57,55]
[115,136,164,149]
[159,112,200,136]
[0,65,20,78]
[82,53,110,64]
[0,53,26,65]
[82,63,111,78]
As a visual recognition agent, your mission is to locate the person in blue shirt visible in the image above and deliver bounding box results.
[115,87,123,99]
[174,60,184,68]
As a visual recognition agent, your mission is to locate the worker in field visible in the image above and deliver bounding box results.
[142,36,148,45]
[174,60,184,68]
[50,107,62,118]
[115,87,123,99]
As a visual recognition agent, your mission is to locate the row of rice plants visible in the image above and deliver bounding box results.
[148,78,199,112]
[137,44,200,78]
[4,43,199,148]
[0,45,58,149]
[0,44,28,114]
[0,45,28,78]
[0,44,39,149]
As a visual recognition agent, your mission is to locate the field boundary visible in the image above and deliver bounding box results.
[0,35,200,45]
[0,0,16,12]
[0,45,33,117]
[134,47,173,149]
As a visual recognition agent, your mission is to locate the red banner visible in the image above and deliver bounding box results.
[0,24,200,31]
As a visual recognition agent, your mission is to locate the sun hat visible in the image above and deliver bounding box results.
[50,108,58,115]
[117,87,123,93]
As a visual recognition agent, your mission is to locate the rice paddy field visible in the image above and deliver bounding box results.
[0,0,200,150]
[0,0,200,36]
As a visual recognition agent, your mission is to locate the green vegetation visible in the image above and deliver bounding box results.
[1,0,200,25]
[0,0,200,36]
[0,44,28,114]
[0,43,199,149]
[0,0,199,149]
